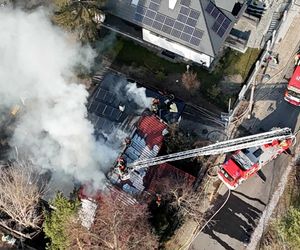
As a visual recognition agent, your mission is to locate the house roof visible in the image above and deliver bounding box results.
[108,113,168,194]
[123,113,167,164]
[88,73,184,141]
[104,0,246,57]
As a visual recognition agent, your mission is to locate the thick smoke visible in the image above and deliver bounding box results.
[125,82,153,109]
[0,8,114,190]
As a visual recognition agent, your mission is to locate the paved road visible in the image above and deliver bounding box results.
[190,141,298,250]
[190,30,300,250]
[190,91,300,250]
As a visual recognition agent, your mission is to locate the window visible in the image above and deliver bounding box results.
[253,148,263,158]
[220,168,234,182]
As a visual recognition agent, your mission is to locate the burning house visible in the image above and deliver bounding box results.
[85,72,189,196]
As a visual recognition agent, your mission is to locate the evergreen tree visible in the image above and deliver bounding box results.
[43,193,80,250]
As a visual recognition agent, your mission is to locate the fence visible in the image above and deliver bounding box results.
[227,1,294,132]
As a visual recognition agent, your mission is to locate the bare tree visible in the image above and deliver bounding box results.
[181,70,200,93]
[0,161,47,230]
[160,177,203,224]
[67,193,159,250]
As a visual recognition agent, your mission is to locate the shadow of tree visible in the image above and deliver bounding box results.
[203,193,262,249]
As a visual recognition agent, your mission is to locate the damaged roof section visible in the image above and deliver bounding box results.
[123,113,168,164]
[109,113,168,194]
[88,73,185,141]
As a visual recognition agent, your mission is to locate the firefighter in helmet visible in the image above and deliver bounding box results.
[155,194,162,207]
[117,157,127,175]
[124,137,131,146]
[151,98,160,114]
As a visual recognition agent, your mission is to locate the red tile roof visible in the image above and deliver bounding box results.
[137,115,167,150]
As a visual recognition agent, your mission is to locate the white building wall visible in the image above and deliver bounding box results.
[142,29,212,67]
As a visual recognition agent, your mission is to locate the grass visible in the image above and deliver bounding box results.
[113,38,186,73]
[109,37,261,109]
[220,48,262,80]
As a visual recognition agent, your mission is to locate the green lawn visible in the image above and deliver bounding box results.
[109,37,261,109]
[219,47,261,80]
[113,38,186,73]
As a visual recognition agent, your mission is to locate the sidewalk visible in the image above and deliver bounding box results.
[242,5,300,133]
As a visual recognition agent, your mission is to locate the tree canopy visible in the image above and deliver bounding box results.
[52,0,106,43]
[278,206,300,248]
[43,193,80,250]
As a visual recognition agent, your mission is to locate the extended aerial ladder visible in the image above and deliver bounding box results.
[128,127,295,171]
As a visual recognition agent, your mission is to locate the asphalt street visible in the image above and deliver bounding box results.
[190,38,300,250]
[190,93,300,250]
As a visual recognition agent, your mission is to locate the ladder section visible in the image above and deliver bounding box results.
[128,128,294,170]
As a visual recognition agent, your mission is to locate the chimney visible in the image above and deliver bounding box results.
[169,0,177,10]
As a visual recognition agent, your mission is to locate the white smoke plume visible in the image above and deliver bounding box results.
[125,82,153,109]
[0,8,115,191]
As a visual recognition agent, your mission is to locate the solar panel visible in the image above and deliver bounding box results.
[222,18,231,29]
[180,0,191,7]
[205,2,214,13]
[193,29,203,39]
[89,102,98,113]
[190,37,200,46]
[103,93,115,103]
[152,21,163,30]
[186,18,197,27]
[95,103,106,116]
[211,8,220,18]
[212,22,220,32]
[155,13,165,22]
[96,117,105,129]
[217,27,226,37]
[174,21,184,31]
[181,32,191,42]
[143,17,153,26]
[111,109,123,121]
[162,25,172,34]
[180,6,190,15]
[171,29,182,38]
[204,2,232,38]
[149,2,159,11]
[134,13,143,22]
[177,14,188,23]
[136,5,146,15]
[146,9,156,19]
[217,13,225,24]
[183,25,194,34]
[165,17,175,27]
[104,106,114,116]
[189,9,200,19]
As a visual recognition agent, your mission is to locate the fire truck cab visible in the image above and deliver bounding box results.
[218,139,292,189]
[284,54,300,105]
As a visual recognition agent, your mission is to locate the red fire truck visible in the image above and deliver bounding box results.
[218,138,293,189]
[284,54,300,105]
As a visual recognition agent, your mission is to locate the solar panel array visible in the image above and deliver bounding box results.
[134,0,204,46]
[205,1,231,37]
[88,88,123,122]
